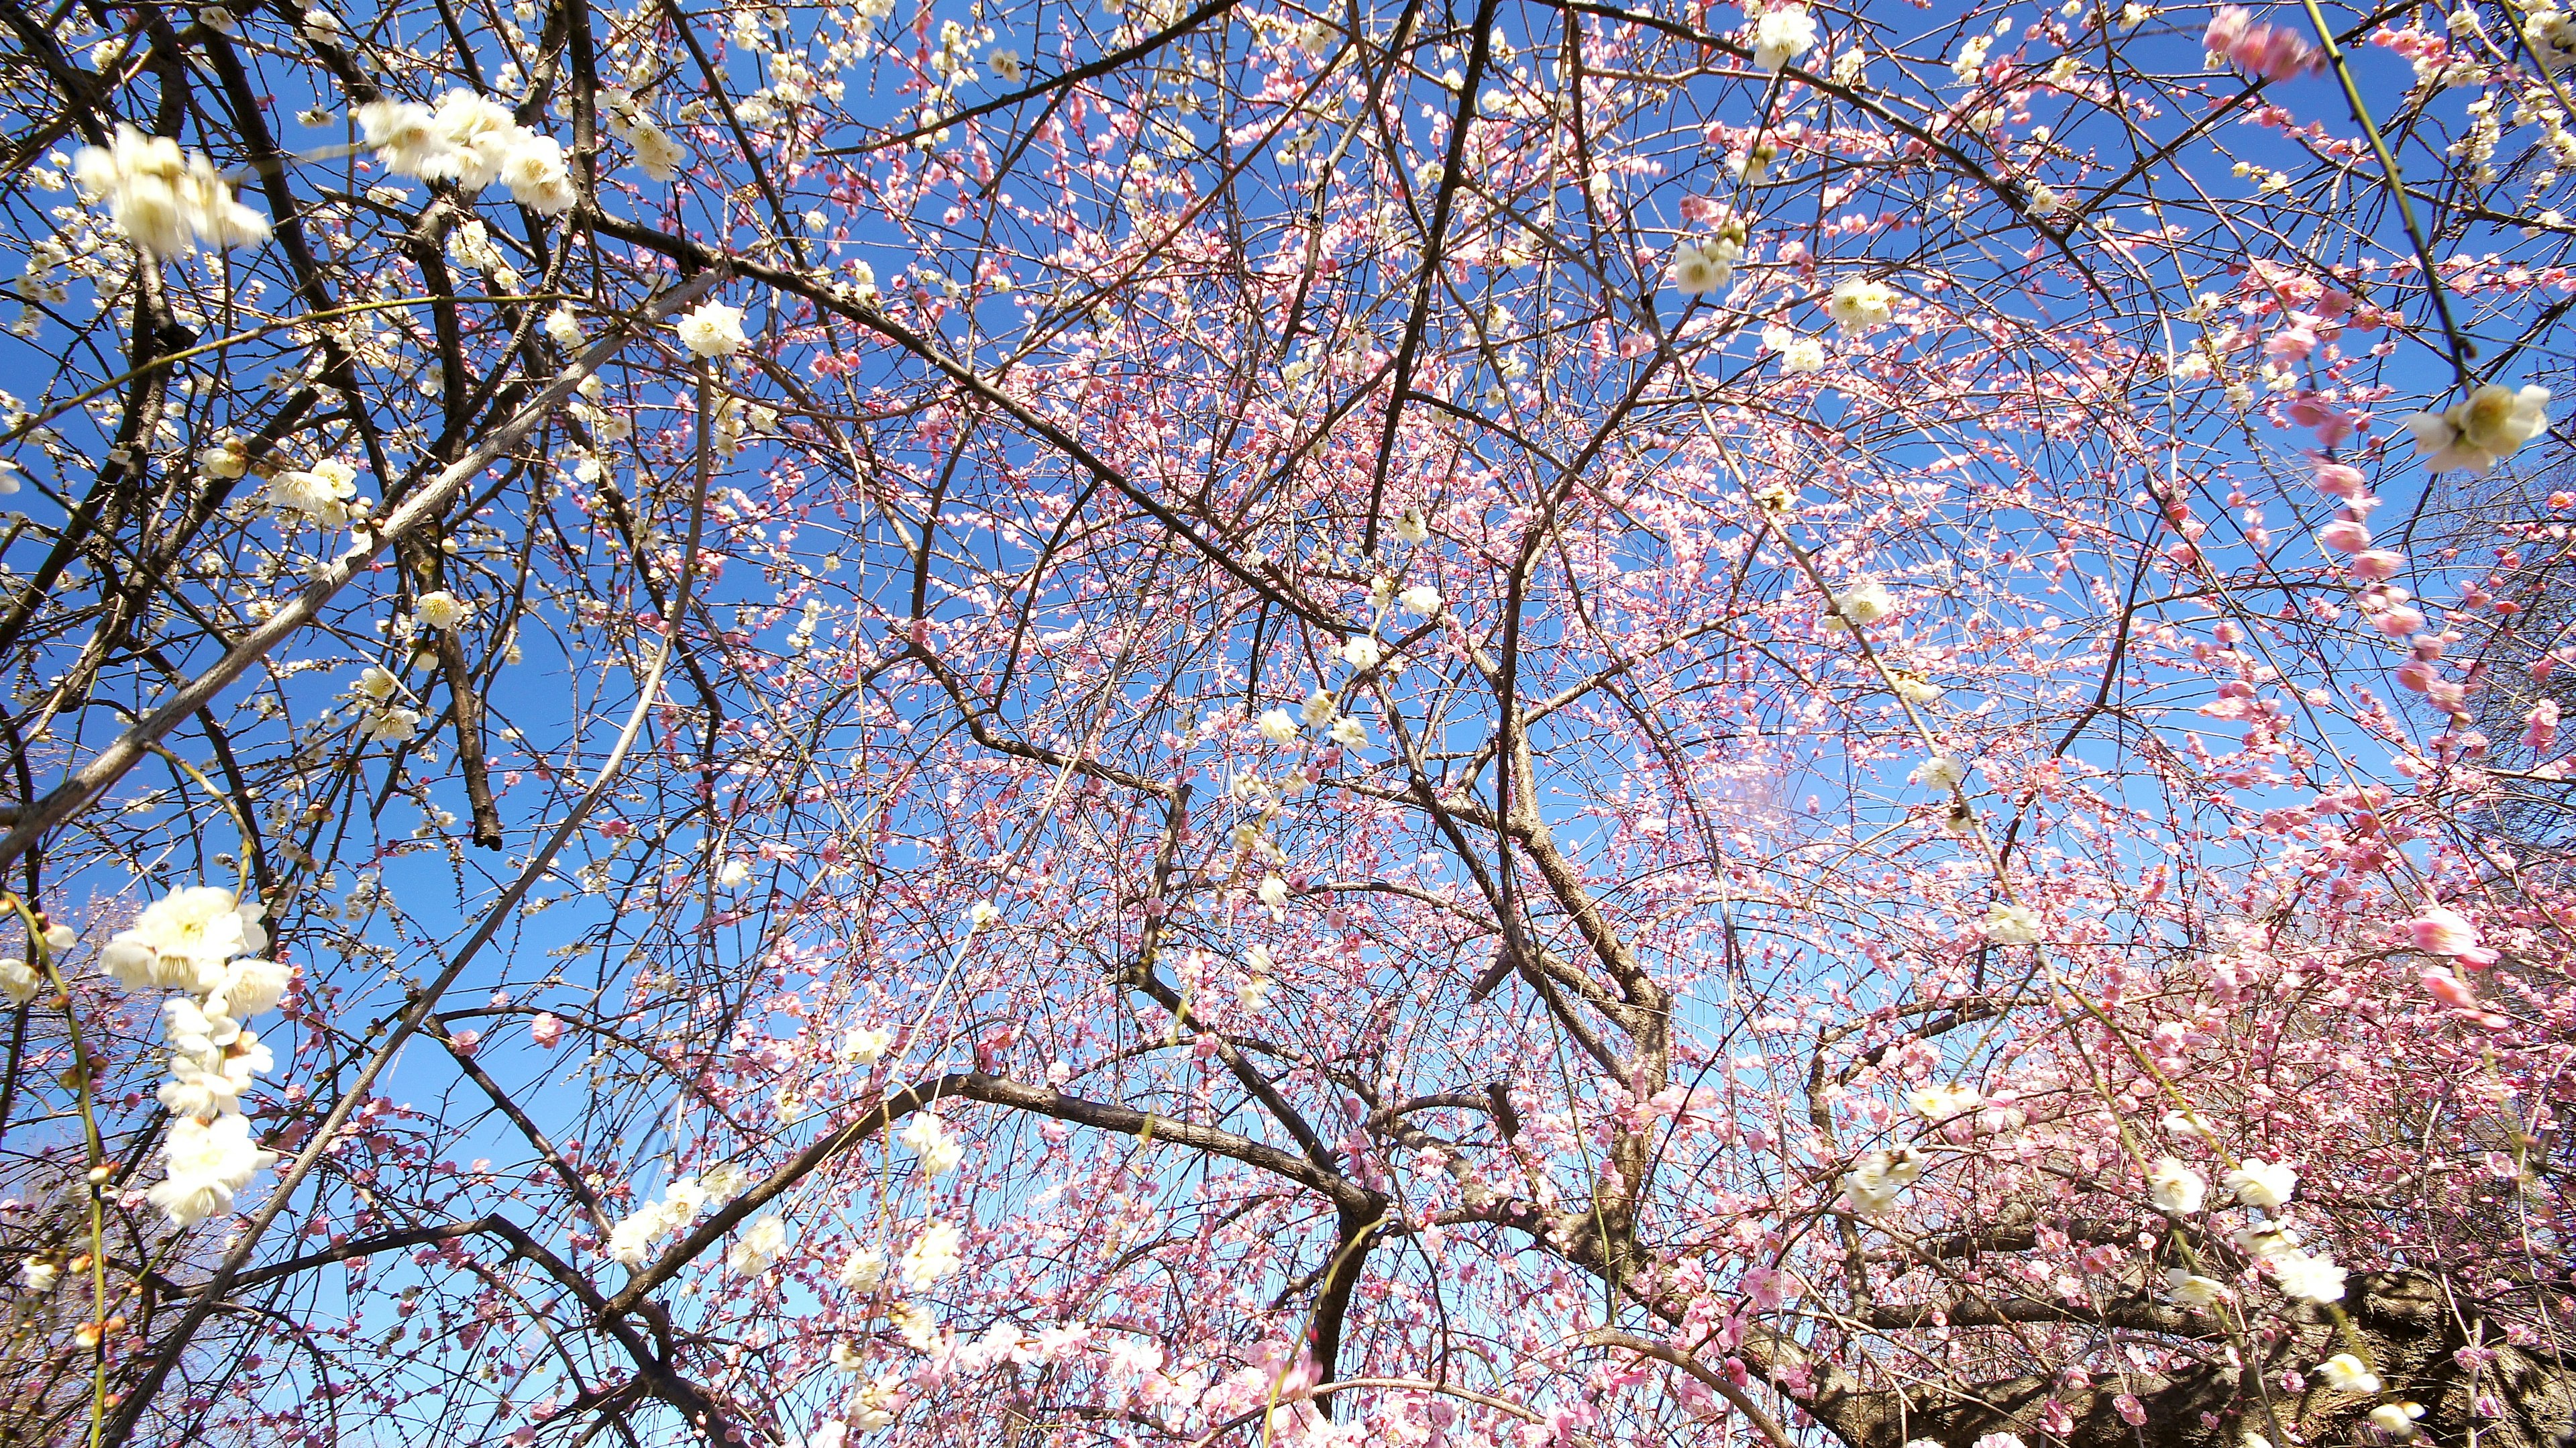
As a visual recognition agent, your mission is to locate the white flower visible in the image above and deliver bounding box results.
[1399,585,1442,617]
[1970,1436,2028,1448]
[199,437,250,479]
[841,1026,893,1063]
[1393,510,1430,544]
[1827,276,1895,334]
[1301,688,1337,727]
[1906,1082,1980,1119]
[1823,579,1895,629]
[1237,973,1273,1010]
[1839,1147,1923,1214]
[718,858,753,888]
[1328,716,1367,749]
[2402,383,2549,474]
[415,590,470,630]
[419,89,523,190]
[728,1214,790,1275]
[264,458,359,521]
[100,887,255,994]
[1778,333,1827,373]
[360,706,420,743]
[660,1176,709,1222]
[209,958,292,1018]
[1750,3,1819,70]
[546,304,584,349]
[2271,1249,2346,1303]
[2231,1217,2301,1261]
[2165,1268,2229,1308]
[608,1204,667,1265]
[19,1257,56,1291]
[986,46,1024,81]
[630,119,686,183]
[1909,756,1966,791]
[1257,874,1289,909]
[969,900,1001,928]
[1982,901,2042,945]
[2163,1109,2214,1137]
[838,1247,887,1291]
[148,1111,275,1226]
[357,100,446,176]
[0,957,36,1004]
[900,1111,963,1175]
[676,300,748,358]
[2366,1403,2425,1439]
[898,1219,963,1288]
[1668,243,1733,295]
[1256,708,1299,743]
[73,124,270,258]
[1341,635,1382,670]
[2147,1156,2207,1214]
[701,1163,749,1202]
[2222,1158,2296,1210]
[499,132,576,213]
[2316,1353,2382,1394]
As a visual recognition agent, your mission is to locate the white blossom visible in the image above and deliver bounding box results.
[2271,1249,2346,1303]
[99,887,259,995]
[728,1214,790,1275]
[1399,585,1442,617]
[900,1111,963,1175]
[1750,4,1819,70]
[676,300,748,358]
[898,1219,964,1288]
[1256,708,1299,743]
[1839,1147,1923,1214]
[1905,1082,1980,1120]
[415,590,470,630]
[2402,384,2550,475]
[1909,756,1966,791]
[1827,276,1895,334]
[2147,1156,2207,1214]
[2316,1353,2382,1394]
[838,1247,887,1291]
[2165,1268,2229,1308]
[147,1112,276,1225]
[1982,902,2042,945]
[72,124,271,258]
[2222,1159,2296,1210]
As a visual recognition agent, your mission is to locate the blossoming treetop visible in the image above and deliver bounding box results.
[0,0,2569,1446]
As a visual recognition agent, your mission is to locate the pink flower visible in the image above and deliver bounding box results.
[2526,699,2560,752]
[2311,462,2367,499]
[2422,967,2479,1009]
[2371,603,2424,637]
[2204,5,2253,54]
[2318,517,2371,553]
[2409,906,2499,967]
[531,1012,564,1047]
[2348,549,2406,580]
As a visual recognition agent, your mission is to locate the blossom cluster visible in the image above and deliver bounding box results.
[358,90,577,214]
[98,888,290,1226]
[71,125,272,259]
[608,1162,750,1266]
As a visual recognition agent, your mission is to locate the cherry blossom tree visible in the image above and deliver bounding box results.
[0,0,2569,1445]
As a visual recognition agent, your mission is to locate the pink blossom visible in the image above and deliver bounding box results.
[2348,549,2407,580]
[530,1013,564,1048]
[2422,968,2479,1009]
[2318,517,2371,553]
[2409,906,2499,967]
